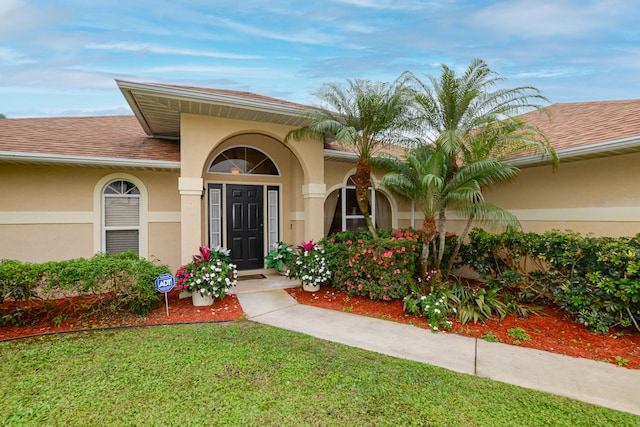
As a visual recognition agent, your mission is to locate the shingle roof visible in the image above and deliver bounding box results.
[520,99,640,151]
[2,90,639,168]
[154,83,307,109]
[0,115,180,163]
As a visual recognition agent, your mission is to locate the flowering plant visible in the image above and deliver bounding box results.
[175,245,237,299]
[325,229,422,301]
[403,270,455,332]
[286,240,331,286]
[264,241,295,272]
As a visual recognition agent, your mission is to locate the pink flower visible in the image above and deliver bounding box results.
[383,250,393,258]
[199,245,211,261]
[301,240,316,251]
[358,284,363,290]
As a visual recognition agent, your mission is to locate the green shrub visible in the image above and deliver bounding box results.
[0,252,170,319]
[459,229,640,333]
[0,259,41,304]
[323,228,422,301]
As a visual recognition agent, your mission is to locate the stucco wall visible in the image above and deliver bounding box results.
[0,164,181,269]
[483,153,640,237]
[179,113,325,265]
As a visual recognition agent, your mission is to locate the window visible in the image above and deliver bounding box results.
[208,184,223,247]
[324,176,391,234]
[208,147,279,175]
[267,187,279,250]
[103,180,140,255]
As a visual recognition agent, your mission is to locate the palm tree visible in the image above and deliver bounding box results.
[284,78,413,238]
[371,59,558,275]
[391,59,558,275]
[373,143,520,275]
[408,58,557,167]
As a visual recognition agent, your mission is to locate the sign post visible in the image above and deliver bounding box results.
[155,273,176,317]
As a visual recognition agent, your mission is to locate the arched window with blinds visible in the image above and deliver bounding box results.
[103,179,140,255]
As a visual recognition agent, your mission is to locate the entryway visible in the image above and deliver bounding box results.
[227,184,264,270]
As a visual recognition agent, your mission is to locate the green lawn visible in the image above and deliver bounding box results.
[1,322,637,426]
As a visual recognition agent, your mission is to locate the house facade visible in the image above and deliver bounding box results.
[0,81,412,272]
[1,82,639,273]
[481,100,640,237]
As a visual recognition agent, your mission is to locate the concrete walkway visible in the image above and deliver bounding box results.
[231,276,640,416]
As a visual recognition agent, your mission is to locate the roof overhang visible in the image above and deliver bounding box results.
[507,135,640,168]
[324,149,358,162]
[116,80,311,139]
[0,151,181,171]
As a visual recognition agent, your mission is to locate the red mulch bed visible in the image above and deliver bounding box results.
[287,286,640,370]
[0,290,243,341]
[3,286,640,370]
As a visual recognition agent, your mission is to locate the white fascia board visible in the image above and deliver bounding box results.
[323,149,358,161]
[0,151,181,170]
[508,135,640,166]
[116,80,308,119]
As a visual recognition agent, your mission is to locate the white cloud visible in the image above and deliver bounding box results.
[210,16,338,45]
[468,0,626,38]
[0,47,31,64]
[331,0,435,10]
[143,64,296,79]
[0,0,66,38]
[85,43,263,60]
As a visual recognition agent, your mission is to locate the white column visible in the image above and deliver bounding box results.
[178,177,204,265]
[301,183,326,243]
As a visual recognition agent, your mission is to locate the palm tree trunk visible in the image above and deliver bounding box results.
[354,157,378,238]
[435,209,447,270]
[444,214,474,277]
[421,215,437,275]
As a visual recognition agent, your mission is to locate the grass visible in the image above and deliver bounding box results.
[1,322,638,426]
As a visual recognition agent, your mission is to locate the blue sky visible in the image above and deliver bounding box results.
[1,0,639,118]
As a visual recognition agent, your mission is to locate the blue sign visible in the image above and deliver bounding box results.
[155,273,175,293]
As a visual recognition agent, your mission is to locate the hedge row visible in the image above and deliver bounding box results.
[0,252,170,322]
[458,229,640,333]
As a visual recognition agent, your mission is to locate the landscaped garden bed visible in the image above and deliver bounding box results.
[2,284,638,370]
[288,286,640,369]
[0,290,243,341]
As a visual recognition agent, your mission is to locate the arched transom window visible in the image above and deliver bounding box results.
[103,180,140,255]
[208,147,279,175]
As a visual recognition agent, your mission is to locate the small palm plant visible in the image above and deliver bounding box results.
[265,241,295,272]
